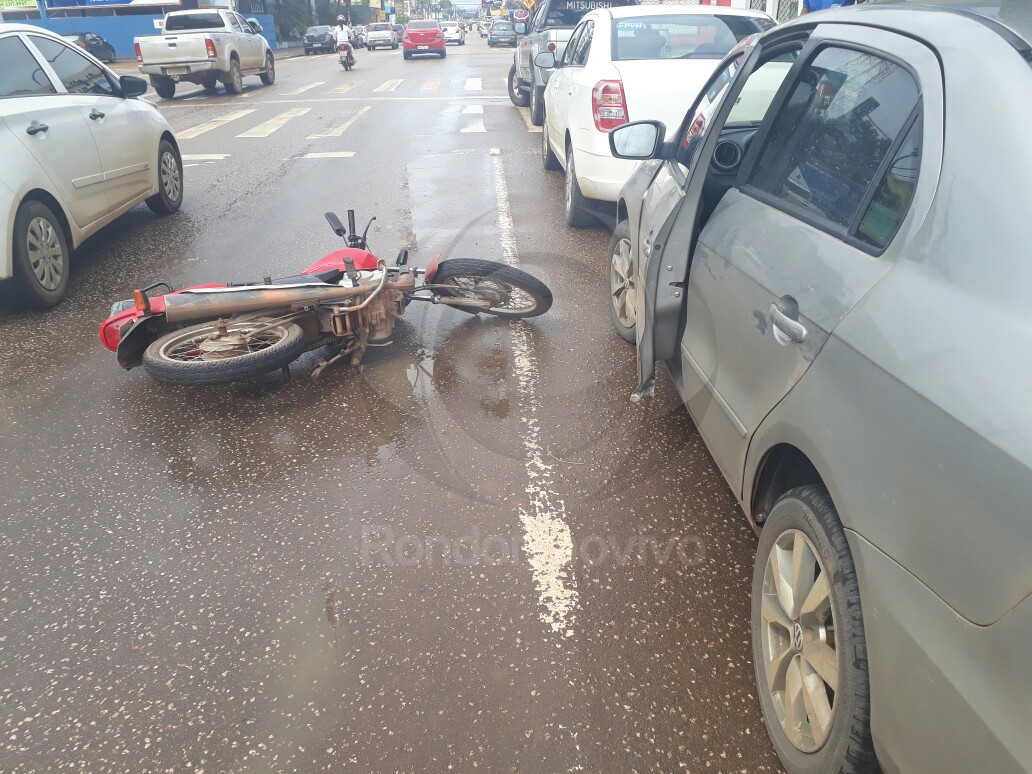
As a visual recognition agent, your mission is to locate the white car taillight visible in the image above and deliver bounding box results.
[592,80,628,132]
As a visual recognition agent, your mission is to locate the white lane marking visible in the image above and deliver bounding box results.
[464,77,483,91]
[518,107,542,134]
[286,81,325,95]
[421,79,441,92]
[461,104,484,114]
[183,163,199,168]
[332,81,361,93]
[237,107,311,138]
[300,151,356,158]
[181,154,230,161]
[176,109,257,140]
[307,105,371,139]
[372,78,404,92]
[460,120,487,133]
[490,148,577,637]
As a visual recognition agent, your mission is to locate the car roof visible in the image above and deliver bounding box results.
[607,5,772,20]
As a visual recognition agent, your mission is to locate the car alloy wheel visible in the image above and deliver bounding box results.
[160,149,182,203]
[26,215,65,292]
[610,235,635,330]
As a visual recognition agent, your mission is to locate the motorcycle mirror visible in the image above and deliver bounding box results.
[325,212,347,238]
[395,249,409,267]
[361,215,376,244]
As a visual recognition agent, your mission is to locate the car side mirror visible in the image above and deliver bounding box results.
[534,51,556,69]
[609,120,668,160]
[514,22,527,35]
[120,75,148,99]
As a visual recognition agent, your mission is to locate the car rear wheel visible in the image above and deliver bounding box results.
[440,49,446,58]
[12,200,70,309]
[403,51,412,60]
[260,53,275,85]
[224,58,243,94]
[146,139,184,216]
[541,118,561,171]
[564,144,593,228]
[151,76,175,100]
[752,486,878,774]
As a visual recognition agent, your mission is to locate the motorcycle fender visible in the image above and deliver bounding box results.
[116,315,166,370]
[424,254,441,282]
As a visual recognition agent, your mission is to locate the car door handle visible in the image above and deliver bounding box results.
[768,303,806,344]
[89,109,105,121]
[26,122,48,136]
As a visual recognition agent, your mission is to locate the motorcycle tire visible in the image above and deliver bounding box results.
[431,259,552,319]
[143,318,307,386]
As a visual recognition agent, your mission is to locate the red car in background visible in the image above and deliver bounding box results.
[402,19,446,59]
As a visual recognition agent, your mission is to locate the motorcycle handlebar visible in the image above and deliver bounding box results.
[347,210,357,238]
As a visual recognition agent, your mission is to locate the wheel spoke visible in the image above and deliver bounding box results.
[789,531,818,620]
[799,571,831,625]
[781,656,807,749]
[799,658,834,746]
[802,638,839,694]
[761,590,793,632]
[770,543,794,623]
[765,641,793,694]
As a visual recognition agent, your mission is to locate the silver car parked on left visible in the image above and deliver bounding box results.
[1,24,183,308]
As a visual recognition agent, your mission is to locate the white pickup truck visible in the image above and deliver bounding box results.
[135,9,275,99]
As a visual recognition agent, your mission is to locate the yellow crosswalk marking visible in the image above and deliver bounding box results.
[237,108,311,138]
[373,79,404,93]
[286,81,325,95]
[307,106,372,139]
[177,109,256,140]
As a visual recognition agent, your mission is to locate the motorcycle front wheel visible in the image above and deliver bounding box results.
[142,318,307,386]
[431,259,552,319]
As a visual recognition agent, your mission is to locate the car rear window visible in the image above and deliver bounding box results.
[544,0,639,28]
[369,24,390,31]
[613,14,765,60]
[494,22,514,31]
[408,21,439,29]
[306,26,331,34]
[164,13,227,32]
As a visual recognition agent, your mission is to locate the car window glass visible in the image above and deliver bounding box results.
[749,47,920,233]
[229,15,245,33]
[612,14,764,61]
[28,35,114,96]
[562,23,585,65]
[0,36,57,97]
[857,118,921,248]
[165,13,224,32]
[572,20,594,64]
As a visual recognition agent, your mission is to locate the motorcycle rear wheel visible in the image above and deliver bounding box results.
[431,259,552,319]
[143,318,306,386]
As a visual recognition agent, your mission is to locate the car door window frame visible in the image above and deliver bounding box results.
[737,41,923,257]
[25,33,121,98]
[571,20,594,66]
[561,22,587,66]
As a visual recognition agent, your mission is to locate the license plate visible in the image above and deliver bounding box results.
[417,45,429,49]
[166,67,188,76]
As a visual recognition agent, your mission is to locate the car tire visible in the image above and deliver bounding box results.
[508,63,529,107]
[304,49,311,56]
[145,139,184,216]
[151,76,175,100]
[529,85,544,126]
[608,219,636,343]
[403,51,411,60]
[259,53,275,85]
[224,58,243,94]
[393,42,398,50]
[440,49,446,58]
[201,75,219,91]
[541,118,561,171]
[752,486,878,774]
[564,144,593,228]
[12,199,70,309]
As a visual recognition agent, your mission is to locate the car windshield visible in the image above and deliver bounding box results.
[543,0,638,28]
[868,0,1032,46]
[612,14,765,60]
[408,21,439,29]
[164,13,226,32]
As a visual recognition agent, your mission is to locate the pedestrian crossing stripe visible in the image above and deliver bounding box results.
[307,106,371,139]
[421,80,441,92]
[460,120,487,133]
[373,79,404,93]
[177,109,257,140]
[332,82,361,93]
[237,107,311,138]
[462,104,484,114]
[301,152,356,158]
[464,78,482,91]
[286,81,325,95]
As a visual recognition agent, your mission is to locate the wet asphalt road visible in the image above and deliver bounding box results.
[0,40,782,773]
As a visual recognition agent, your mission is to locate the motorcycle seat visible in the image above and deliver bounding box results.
[235,269,345,287]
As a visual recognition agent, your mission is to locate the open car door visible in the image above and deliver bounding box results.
[626,35,804,398]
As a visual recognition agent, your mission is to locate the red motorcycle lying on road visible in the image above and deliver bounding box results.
[99,210,551,386]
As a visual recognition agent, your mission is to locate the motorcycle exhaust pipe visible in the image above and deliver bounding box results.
[163,285,356,324]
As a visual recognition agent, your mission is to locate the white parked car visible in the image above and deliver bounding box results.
[441,21,466,45]
[537,4,772,227]
[365,22,398,50]
[0,24,183,308]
